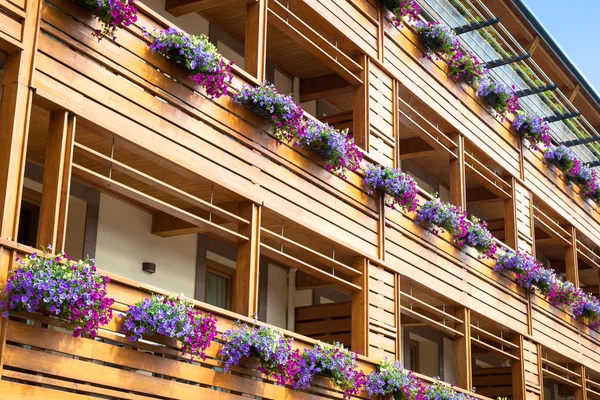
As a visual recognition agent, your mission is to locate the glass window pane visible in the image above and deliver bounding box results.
[206,271,229,309]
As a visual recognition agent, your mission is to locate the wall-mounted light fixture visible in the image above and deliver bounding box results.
[142,262,156,274]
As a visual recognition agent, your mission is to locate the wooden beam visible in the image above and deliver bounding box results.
[455,307,472,391]
[299,73,352,103]
[529,36,540,55]
[260,243,360,292]
[353,54,368,151]
[71,164,248,243]
[399,137,437,160]
[450,135,466,209]
[511,335,526,400]
[574,364,586,400]
[234,202,261,317]
[165,0,239,16]
[565,226,579,286]
[37,112,75,251]
[504,177,518,250]
[0,0,43,380]
[245,0,267,81]
[569,84,581,103]
[267,3,362,86]
[351,257,367,354]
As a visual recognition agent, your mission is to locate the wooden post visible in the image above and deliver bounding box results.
[353,54,368,151]
[450,134,466,209]
[504,177,518,250]
[245,0,267,81]
[351,257,368,354]
[575,364,586,400]
[0,0,43,379]
[37,112,75,251]
[455,307,472,391]
[565,226,579,286]
[511,335,526,400]
[234,202,261,317]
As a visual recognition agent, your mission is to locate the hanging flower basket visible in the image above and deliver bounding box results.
[121,294,217,361]
[75,0,137,41]
[221,321,302,386]
[1,249,114,338]
[146,28,233,99]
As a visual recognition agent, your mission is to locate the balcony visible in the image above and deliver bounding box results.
[0,0,600,398]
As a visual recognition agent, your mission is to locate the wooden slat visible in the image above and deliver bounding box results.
[401,291,463,324]
[471,337,519,361]
[267,1,362,86]
[165,0,240,16]
[261,227,361,277]
[71,163,248,243]
[470,325,519,350]
[260,243,361,291]
[400,305,463,337]
[74,142,249,226]
[542,368,582,388]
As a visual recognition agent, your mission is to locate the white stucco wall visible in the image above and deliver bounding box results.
[266,263,288,329]
[141,0,209,36]
[95,193,198,297]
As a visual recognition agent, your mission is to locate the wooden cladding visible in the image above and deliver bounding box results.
[295,302,352,347]
[367,263,397,360]
[4,0,600,396]
[0,246,376,399]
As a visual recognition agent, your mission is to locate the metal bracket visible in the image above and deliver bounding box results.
[515,83,558,98]
[485,53,530,69]
[454,17,500,35]
[543,111,581,124]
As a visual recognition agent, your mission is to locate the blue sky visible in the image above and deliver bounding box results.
[523,0,600,94]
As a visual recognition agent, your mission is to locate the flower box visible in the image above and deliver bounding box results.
[121,294,217,361]
[75,0,137,41]
[146,28,233,99]
[1,250,114,338]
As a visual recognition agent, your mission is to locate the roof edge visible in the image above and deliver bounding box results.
[511,0,600,108]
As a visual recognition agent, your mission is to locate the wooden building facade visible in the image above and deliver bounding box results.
[0,0,599,398]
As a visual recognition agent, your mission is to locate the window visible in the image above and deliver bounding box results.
[205,260,233,310]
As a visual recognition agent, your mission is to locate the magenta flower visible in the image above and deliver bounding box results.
[382,0,421,27]
[414,20,460,62]
[146,28,233,99]
[1,251,113,338]
[476,74,520,120]
[512,112,551,150]
[220,321,302,386]
[296,341,367,399]
[448,50,485,86]
[364,163,419,212]
[78,0,137,41]
[121,294,217,361]
[235,82,305,142]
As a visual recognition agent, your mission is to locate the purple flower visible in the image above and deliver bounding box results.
[297,342,367,399]
[384,0,421,27]
[1,252,114,338]
[365,358,428,399]
[416,197,496,258]
[122,294,217,361]
[220,321,301,386]
[145,28,233,99]
[77,0,137,41]
[364,163,419,212]
[448,51,485,86]
[234,82,305,143]
[414,21,459,61]
[476,74,520,120]
[512,112,551,150]
[543,145,577,175]
[298,119,363,178]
